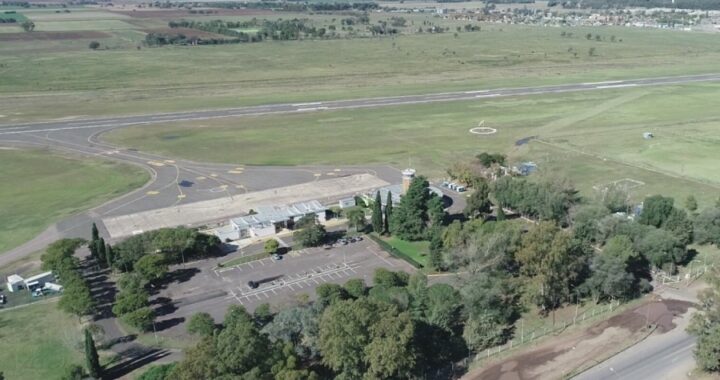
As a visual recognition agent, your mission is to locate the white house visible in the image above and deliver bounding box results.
[6,274,24,292]
[6,271,58,293]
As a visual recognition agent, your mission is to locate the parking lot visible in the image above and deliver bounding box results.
[152,238,416,338]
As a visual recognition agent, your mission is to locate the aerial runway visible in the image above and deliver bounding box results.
[1,72,720,134]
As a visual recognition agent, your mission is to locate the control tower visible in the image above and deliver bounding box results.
[402,168,416,194]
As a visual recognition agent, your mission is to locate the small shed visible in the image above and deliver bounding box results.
[7,274,24,292]
[338,198,356,209]
[643,132,654,139]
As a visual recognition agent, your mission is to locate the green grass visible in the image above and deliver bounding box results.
[220,252,271,267]
[104,82,720,206]
[385,237,429,267]
[0,149,149,254]
[0,11,26,22]
[2,23,720,122]
[0,300,84,379]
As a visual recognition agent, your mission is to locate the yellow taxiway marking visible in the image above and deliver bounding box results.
[326,172,336,176]
[228,170,243,174]
[196,176,206,180]
[219,185,229,189]
[146,191,159,195]
[210,173,218,177]
[177,194,186,199]
[334,168,341,171]
[235,185,245,189]
[164,160,175,164]
[147,161,165,167]
[235,167,244,170]
[313,173,322,177]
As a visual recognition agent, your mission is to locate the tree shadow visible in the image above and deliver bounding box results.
[152,297,178,317]
[155,316,185,332]
[103,346,170,380]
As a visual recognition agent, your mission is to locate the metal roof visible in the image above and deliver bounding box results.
[231,200,327,229]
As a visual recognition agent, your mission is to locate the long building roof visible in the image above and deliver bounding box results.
[231,200,327,229]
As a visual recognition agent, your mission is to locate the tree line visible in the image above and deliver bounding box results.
[556,0,720,10]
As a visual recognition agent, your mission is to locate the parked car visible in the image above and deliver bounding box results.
[338,239,348,245]
[272,254,282,260]
[247,281,259,289]
[323,244,333,250]
[0,294,6,304]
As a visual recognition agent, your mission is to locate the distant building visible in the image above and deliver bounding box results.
[216,200,327,241]
[363,183,444,208]
[643,132,654,139]
[6,274,23,292]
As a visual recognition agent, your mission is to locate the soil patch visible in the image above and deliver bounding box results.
[464,299,694,380]
[0,31,111,41]
[109,8,270,19]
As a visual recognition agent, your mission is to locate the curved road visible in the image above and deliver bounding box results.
[2,72,720,266]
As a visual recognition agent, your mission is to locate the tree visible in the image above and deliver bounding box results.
[170,337,221,380]
[427,195,445,227]
[383,191,393,234]
[187,312,216,336]
[89,41,100,50]
[58,277,95,319]
[428,229,444,271]
[113,291,150,315]
[253,303,273,328]
[461,273,519,351]
[85,328,102,379]
[496,204,506,221]
[583,251,635,302]
[122,307,155,331]
[689,267,720,372]
[262,304,321,359]
[264,239,280,255]
[390,176,432,240]
[588,47,596,56]
[215,305,273,375]
[639,195,675,228]
[371,191,383,233]
[138,364,176,380]
[343,278,367,299]
[346,207,366,233]
[516,222,587,313]
[373,268,409,288]
[92,222,99,242]
[686,195,698,212]
[694,208,720,245]
[135,254,168,282]
[319,298,416,379]
[293,220,326,247]
[41,238,85,273]
[425,283,463,334]
[96,238,107,267]
[315,283,347,307]
[21,20,34,32]
[106,244,115,269]
[464,181,491,219]
[635,227,686,271]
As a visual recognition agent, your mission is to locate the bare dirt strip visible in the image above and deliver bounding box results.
[141,27,230,39]
[464,299,694,380]
[0,30,111,41]
[108,8,272,19]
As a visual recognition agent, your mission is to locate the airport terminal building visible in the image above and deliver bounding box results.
[215,200,327,241]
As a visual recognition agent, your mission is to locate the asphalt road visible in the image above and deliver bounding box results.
[1,73,719,135]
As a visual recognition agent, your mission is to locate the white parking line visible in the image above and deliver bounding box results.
[248,262,254,269]
[312,278,319,284]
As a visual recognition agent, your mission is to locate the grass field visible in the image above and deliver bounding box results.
[0,300,84,379]
[0,149,149,254]
[0,11,26,22]
[385,237,430,267]
[104,82,720,206]
[1,21,720,122]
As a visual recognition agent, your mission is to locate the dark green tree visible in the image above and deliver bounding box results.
[187,312,216,336]
[639,195,675,228]
[429,229,444,271]
[383,191,393,234]
[92,222,99,242]
[372,191,383,233]
[96,238,106,267]
[138,364,176,380]
[390,176,432,240]
[346,207,366,233]
[60,365,85,380]
[134,254,168,283]
[464,180,491,219]
[694,208,720,245]
[105,244,114,269]
[343,279,367,299]
[253,303,274,328]
[85,328,102,379]
[689,267,720,372]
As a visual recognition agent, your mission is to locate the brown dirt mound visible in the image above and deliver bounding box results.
[0,31,111,41]
[464,299,695,380]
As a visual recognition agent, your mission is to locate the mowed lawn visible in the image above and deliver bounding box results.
[105,82,720,206]
[0,149,148,254]
[2,23,720,121]
[385,237,429,267]
[0,300,84,379]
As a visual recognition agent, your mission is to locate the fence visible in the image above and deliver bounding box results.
[367,234,424,269]
[479,300,621,361]
[656,259,715,288]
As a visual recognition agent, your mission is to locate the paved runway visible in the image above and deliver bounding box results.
[1,73,719,135]
[1,72,719,264]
